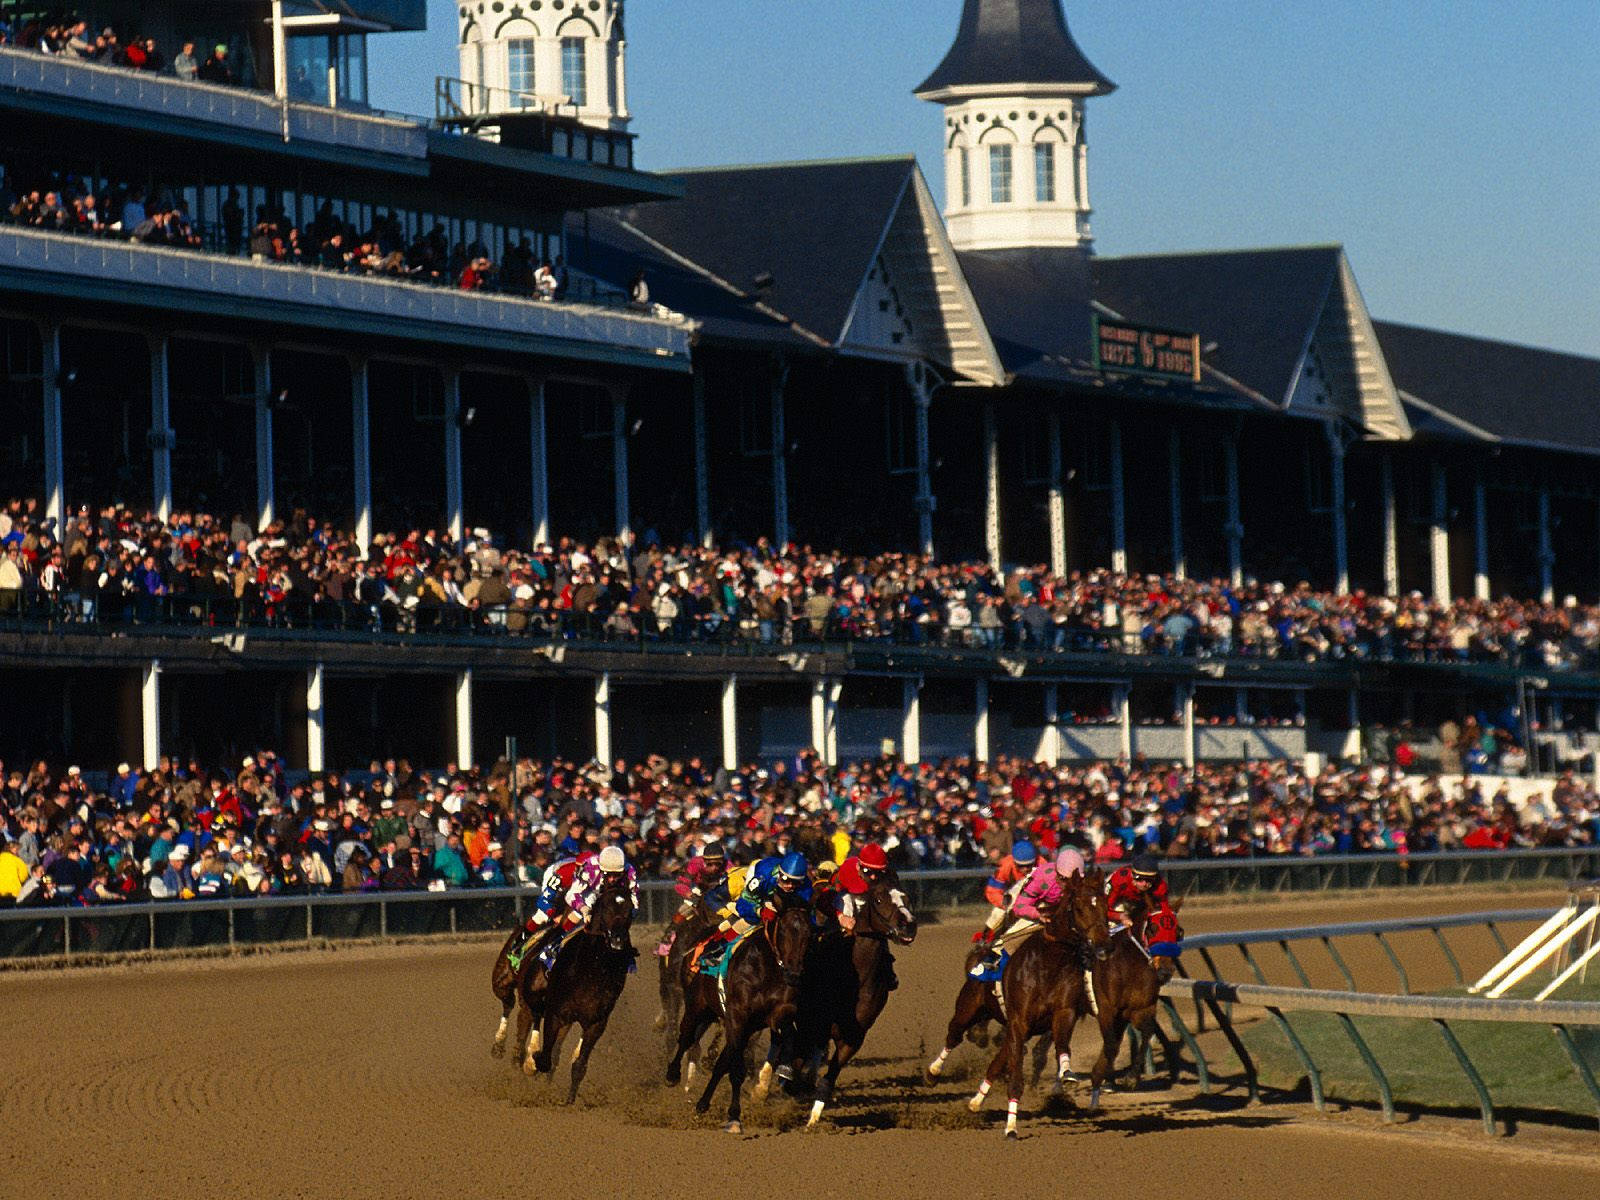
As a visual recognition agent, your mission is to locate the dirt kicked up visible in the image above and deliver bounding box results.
[1,887,1597,1200]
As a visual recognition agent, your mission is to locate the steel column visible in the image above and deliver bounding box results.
[148,334,171,520]
[1047,411,1066,577]
[351,356,371,554]
[692,367,711,549]
[140,659,160,771]
[721,675,738,772]
[306,663,325,774]
[982,401,1001,571]
[593,673,612,766]
[1224,431,1243,587]
[529,378,549,547]
[612,390,630,539]
[1168,425,1185,579]
[443,367,464,542]
[253,344,274,531]
[1109,419,1127,574]
[901,677,921,764]
[771,360,789,548]
[40,322,64,531]
[1430,460,1450,603]
[454,668,473,768]
[1473,469,1489,601]
[1381,454,1399,596]
[974,677,990,763]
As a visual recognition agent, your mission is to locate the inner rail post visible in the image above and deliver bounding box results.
[1552,1024,1600,1132]
[1278,939,1313,988]
[1334,1011,1395,1123]
[1374,931,1410,994]
[1321,935,1358,991]
[1433,1018,1496,1136]
[1431,926,1464,987]
[1202,994,1259,1104]
[1267,1005,1324,1112]
[1158,996,1210,1094]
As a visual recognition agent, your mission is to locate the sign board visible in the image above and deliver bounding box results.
[1092,316,1202,384]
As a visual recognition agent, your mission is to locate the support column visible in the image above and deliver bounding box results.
[908,363,936,558]
[770,360,789,547]
[1328,425,1348,594]
[454,668,473,768]
[1180,681,1196,769]
[1537,484,1554,604]
[1041,682,1060,767]
[350,357,371,555]
[810,679,827,760]
[1381,455,1399,596]
[901,677,921,765]
[306,664,325,774]
[1116,685,1132,761]
[1047,411,1066,577]
[983,401,1001,571]
[1224,431,1243,588]
[1168,426,1185,579]
[825,678,841,767]
[140,659,161,772]
[974,678,990,763]
[612,390,630,539]
[530,378,549,548]
[1430,461,1450,603]
[443,367,464,543]
[148,335,171,521]
[720,675,738,772]
[252,344,274,531]
[692,367,711,549]
[1109,420,1127,574]
[1473,470,1490,601]
[40,323,64,531]
[593,673,612,766]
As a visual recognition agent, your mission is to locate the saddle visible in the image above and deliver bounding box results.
[968,947,1009,983]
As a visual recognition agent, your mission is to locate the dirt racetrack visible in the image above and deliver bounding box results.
[2,887,1598,1200]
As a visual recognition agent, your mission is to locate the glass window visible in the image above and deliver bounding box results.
[989,144,1012,204]
[562,37,587,107]
[507,38,535,106]
[336,35,367,107]
[1034,142,1055,203]
[958,148,970,207]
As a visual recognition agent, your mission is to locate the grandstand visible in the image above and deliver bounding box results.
[0,0,1597,784]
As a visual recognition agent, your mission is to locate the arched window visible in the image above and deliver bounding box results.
[506,38,536,105]
[1032,124,1065,204]
[947,132,971,209]
[561,36,587,105]
[979,127,1017,205]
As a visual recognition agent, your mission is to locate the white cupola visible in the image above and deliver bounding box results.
[457,0,629,131]
[915,0,1114,253]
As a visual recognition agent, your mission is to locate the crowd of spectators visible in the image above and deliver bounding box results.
[1,167,575,298]
[0,15,235,84]
[2,497,1600,675]
[0,746,1595,909]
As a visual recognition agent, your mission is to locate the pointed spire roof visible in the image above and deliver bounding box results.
[915,0,1114,99]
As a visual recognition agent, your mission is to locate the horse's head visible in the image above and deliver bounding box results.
[1071,869,1113,961]
[862,872,917,945]
[589,877,634,953]
[770,891,815,986]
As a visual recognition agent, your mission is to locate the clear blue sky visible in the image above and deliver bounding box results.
[371,1,1600,356]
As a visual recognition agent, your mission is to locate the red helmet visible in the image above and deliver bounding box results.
[857,843,888,872]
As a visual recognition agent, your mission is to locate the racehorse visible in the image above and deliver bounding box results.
[655,903,715,1034]
[962,872,1111,1136]
[785,872,917,1127]
[1084,893,1183,1111]
[665,891,814,1133]
[927,867,1108,1089]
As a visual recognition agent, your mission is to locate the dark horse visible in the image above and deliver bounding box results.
[927,867,1108,1090]
[786,873,918,1127]
[488,879,636,1102]
[964,872,1111,1137]
[1085,894,1183,1111]
[665,892,814,1133]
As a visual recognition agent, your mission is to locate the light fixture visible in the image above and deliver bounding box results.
[629,418,644,437]
[55,367,77,388]
[456,405,478,429]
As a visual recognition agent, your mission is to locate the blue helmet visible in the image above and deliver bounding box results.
[778,851,808,881]
[1011,841,1037,866]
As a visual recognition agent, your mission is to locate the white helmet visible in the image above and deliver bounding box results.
[597,846,627,874]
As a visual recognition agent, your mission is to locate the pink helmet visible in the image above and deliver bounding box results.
[1054,847,1086,878]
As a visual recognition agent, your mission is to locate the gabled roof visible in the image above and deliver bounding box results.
[915,0,1115,98]
[1375,321,1600,457]
[956,246,1094,383]
[609,157,919,348]
[1092,246,1343,410]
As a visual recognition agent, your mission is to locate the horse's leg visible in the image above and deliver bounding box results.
[1050,1007,1080,1096]
[723,1019,759,1133]
[753,1034,780,1101]
[492,990,514,1058]
[806,1035,860,1129]
[666,996,709,1086]
[535,1015,567,1076]
[1129,1004,1161,1089]
[968,1036,1009,1112]
[1030,1032,1051,1087]
[1088,1015,1127,1113]
[928,982,982,1078]
[694,1017,743,1122]
[567,1015,607,1105]
[1003,1024,1029,1138]
[1151,1017,1182,1085]
[491,952,516,1058]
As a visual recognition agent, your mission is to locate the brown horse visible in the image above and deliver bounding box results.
[655,901,716,1034]
[1085,894,1183,1111]
[786,873,918,1127]
[489,927,543,1062]
[964,872,1111,1137]
[515,876,637,1103]
[927,867,1108,1088]
[665,892,814,1133]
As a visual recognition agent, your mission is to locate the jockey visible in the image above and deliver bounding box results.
[834,843,888,934]
[655,841,728,957]
[533,845,639,969]
[975,841,1036,944]
[507,851,588,968]
[989,846,1084,958]
[692,851,810,970]
[1105,853,1177,945]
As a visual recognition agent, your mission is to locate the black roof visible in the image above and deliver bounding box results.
[608,158,917,347]
[956,247,1094,382]
[916,0,1114,97]
[1375,321,1600,455]
[1092,246,1343,406]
